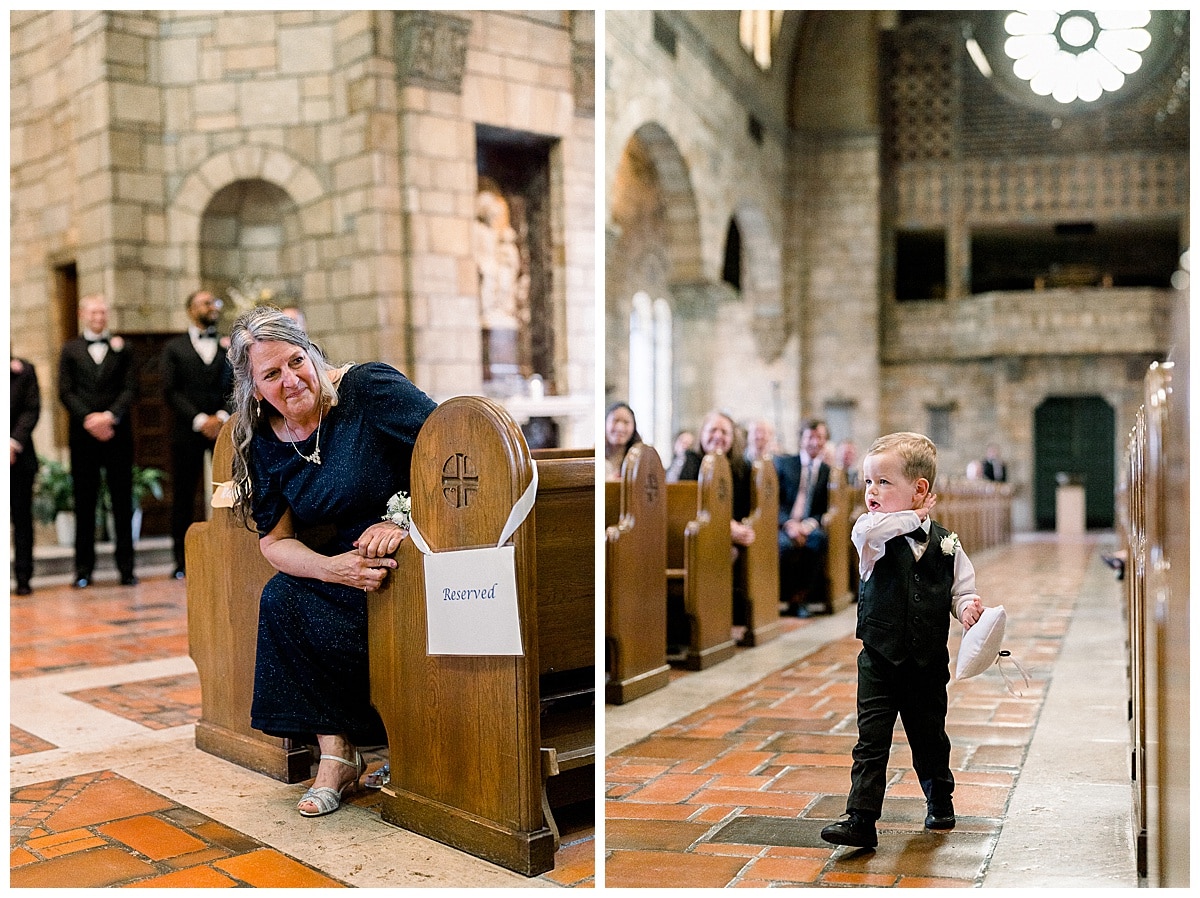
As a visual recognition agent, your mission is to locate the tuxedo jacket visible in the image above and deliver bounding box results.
[58,338,137,438]
[160,333,233,444]
[774,453,831,529]
[10,358,40,471]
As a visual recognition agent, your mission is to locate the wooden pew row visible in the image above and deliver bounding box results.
[738,458,782,645]
[823,482,861,613]
[604,444,669,704]
[666,453,735,670]
[187,398,594,878]
[1122,358,1188,886]
[368,398,593,877]
[186,422,317,784]
[933,479,1014,555]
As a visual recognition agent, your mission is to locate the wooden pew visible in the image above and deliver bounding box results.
[186,419,313,783]
[368,396,594,878]
[605,443,669,704]
[1122,357,1188,885]
[737,457,781,645]
[666,452,735,670]
[822,482,859,613]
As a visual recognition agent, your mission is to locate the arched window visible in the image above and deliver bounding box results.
[628,291,674,454]
[722,218,742,292]
[739,10,784,71]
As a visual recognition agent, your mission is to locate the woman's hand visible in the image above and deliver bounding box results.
[326,550,398,592]
[354,522,409,559]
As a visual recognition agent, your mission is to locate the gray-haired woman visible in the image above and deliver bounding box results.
[226,305,436,816]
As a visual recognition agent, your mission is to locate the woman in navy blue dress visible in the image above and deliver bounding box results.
[226,306,436,816]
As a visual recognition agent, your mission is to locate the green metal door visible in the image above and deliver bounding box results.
[1033,396,1116,530]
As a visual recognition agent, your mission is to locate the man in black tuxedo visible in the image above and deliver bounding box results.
[11,355,41,595]
[982,443,1007,482]
[775,419,831,616]
[161,289,232,579]
[58,294,138,587]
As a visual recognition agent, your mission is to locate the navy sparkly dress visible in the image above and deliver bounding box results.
[248,362,436,744]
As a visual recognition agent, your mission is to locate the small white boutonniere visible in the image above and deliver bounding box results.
[110,336,125,352]
[382,490,412,531]
[941,532,960,556]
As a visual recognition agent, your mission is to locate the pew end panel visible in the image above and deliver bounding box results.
[823,484,858,614]
[186,418,313,783]
[681,453,736,670]
[605,443,669,704]
[367,397,593,877]
[739,457,782,646]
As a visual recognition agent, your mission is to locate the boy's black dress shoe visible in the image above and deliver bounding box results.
[119,574,139,586]
[925,804,955,830]
[820,813,877,848]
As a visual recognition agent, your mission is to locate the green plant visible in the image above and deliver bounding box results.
[131,466,166,509]
[98,465,166,514]
[32,456,73,525]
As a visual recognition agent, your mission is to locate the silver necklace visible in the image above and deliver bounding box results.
[284,406,323,465]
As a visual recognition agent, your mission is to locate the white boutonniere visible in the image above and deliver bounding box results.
[382,490,411,530]
[941,532,960,556]
[110,336,125,352]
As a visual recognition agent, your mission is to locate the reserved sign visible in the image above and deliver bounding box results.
[421,543,523,656]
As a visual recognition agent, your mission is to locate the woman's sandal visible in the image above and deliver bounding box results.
[297,751,365,817]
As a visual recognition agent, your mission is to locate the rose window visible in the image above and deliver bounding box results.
[1002,10,1152,103]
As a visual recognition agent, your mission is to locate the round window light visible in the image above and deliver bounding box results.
[1003,10,1152,104]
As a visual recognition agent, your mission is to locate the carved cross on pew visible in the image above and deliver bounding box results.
[441,452,479,508]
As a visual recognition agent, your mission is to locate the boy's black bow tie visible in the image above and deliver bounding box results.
[86,336,108,345]
[199,327,218,339]
[906,525,929,543]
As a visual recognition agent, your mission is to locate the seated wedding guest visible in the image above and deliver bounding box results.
[745,418,776,463]
[604,401,642,481]
[664,429,695,482]
[677,410,756,641]
[775,418,831,616]
[226,306,437,817]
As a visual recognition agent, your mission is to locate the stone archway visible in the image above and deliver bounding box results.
[200,179,303,308]
[608,121,702,436]
[167,147,330,307]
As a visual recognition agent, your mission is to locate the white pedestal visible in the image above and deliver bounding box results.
[1055,484,1085,537]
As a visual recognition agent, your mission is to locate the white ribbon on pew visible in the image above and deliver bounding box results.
[406,459,538,555]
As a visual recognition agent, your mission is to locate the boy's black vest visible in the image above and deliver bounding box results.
[856,519,955,667]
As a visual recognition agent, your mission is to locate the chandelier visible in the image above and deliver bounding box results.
[1002,10,1152,104]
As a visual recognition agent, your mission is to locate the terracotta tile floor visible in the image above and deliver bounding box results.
[605,540,1094,888]
[11,573,594,888]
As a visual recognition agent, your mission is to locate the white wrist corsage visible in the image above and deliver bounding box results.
[382,490,411,531]
[940,532,960,556]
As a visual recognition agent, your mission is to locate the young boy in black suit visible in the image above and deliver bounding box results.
[821,432,984,849]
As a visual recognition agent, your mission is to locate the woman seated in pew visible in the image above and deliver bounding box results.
[604,400,642,481]
[226,306,437,817]
[676,410,756,642]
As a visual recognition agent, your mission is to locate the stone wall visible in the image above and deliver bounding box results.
[606,10,799,453]
[11,10,594,456]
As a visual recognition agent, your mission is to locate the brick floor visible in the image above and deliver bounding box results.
[604,540,1093,887]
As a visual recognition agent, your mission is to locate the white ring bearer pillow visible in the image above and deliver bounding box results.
[955,604,1030,694]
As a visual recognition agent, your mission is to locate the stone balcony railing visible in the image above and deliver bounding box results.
[882,287,1174,362]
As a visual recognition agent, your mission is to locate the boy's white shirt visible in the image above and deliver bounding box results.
[851,510,980,623]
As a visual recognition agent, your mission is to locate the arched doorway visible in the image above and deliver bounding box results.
[1033,395,1116,530]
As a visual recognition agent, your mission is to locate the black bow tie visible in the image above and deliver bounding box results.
[86,337,108,346]
[198,327,218,339]
[906,525,929,543]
